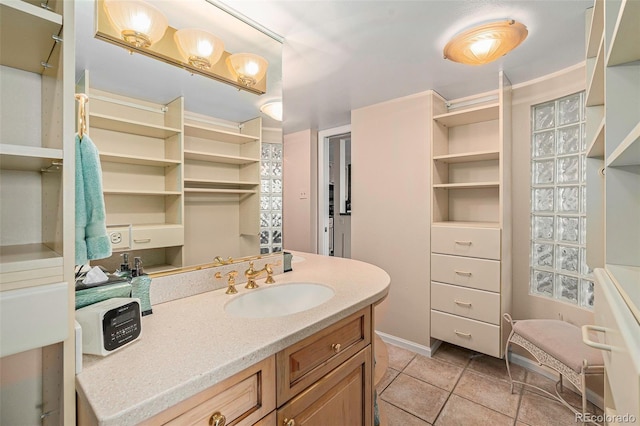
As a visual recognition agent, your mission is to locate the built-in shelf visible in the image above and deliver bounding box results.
[607,122,640,167]
[145,264,180,275]
[100,152,181,167]
[90,113,181,139]
[0,0,62,74]
[103,189,182,196]
[184,123,258,144]
[183,150,258,165]
[432,221,501,229]
[0,243,63,273]
[606,264,640,324]
[433,182,500,189]
[184,178,259,187]
[587,117,605,159]
[433,103,500,127]
[0,144,63,171]
[606,0,640,66]
[586,37,605,107]
[586,0,604,58]
[433,150,499,164]
[184,188,258,194]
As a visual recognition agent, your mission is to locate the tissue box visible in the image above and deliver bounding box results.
[75,282,132,310]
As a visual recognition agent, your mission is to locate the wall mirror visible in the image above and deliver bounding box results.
[75,0,283,275]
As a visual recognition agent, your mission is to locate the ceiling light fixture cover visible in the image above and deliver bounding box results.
[444,20,528,65]
[103,0,169,49]
[174,29,225,70]
[260,101,283,121]
[226,53,268,87]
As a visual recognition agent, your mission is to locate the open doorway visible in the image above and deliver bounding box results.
[317,125,351,256]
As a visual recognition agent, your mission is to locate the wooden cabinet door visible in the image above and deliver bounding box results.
[277,346,372,426]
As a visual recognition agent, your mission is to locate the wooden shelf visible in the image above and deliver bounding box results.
[0,243,63,273]
[184,123,258,144]
[90,113,181,139]
[606,0,640,66]
[184,188,258,194]
[433,150,499,164]
[606,264,640,324]
[144,264,180,275]
[103,189,182,196]
[607,122,640,167]
[586,117,605,159]
[433,103,500,127]
[586,37,605,107]
[184,150,259,165]
[100,152,180,167]
[433,182,500,189]
[432,221,500,229]
[0,144,63,171]
[586,0,604,58]
[184,178,259,187]
[0,0,62,74]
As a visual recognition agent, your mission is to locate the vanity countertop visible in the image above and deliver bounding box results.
[75,252,390,426]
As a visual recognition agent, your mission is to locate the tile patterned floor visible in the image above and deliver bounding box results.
[377,342,602,426]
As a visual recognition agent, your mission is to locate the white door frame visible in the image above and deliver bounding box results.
[317,124,351,255]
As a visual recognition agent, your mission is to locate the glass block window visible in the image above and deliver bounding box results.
[530,92,593,308]
[260,143,283,254]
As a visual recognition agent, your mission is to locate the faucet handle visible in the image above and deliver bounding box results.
[265,263,275,284]
[225,271,238,294]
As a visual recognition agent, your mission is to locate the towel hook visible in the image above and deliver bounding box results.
[75,93,89,140]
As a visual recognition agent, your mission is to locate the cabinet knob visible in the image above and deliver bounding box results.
[283,418,295,426]
[209,412,226,426]
[331,343,341,353]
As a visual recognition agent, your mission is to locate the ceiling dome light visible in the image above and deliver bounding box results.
[260,101,283,121]
[226,53,268,87]
[103,0,168,49]
[174,29,225,70]
[444,20,528,65]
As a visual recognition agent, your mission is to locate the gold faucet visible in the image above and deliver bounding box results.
[215,270,239,294]
[244,261,275,289]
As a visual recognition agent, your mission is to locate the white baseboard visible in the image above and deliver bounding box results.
[508,351,604,410]
[374,330,438,357]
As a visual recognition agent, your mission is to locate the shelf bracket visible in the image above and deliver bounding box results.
[41,161,63,173]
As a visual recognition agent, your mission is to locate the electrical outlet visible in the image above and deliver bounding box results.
[299,191,308,199]
[110,232,122,244]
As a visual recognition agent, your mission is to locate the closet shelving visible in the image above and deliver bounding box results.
[78,71,185,273]
[429,72,511,358]
[182,114,261,265]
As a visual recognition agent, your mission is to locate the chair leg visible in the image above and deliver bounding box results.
[505,341,515,394]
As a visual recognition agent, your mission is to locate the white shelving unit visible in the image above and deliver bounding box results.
[429,72,512,358]
[587,0,640,418]
[183,113,261,265]
[1,0,75,423]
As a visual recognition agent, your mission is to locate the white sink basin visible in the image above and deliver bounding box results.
[224,282,335,318]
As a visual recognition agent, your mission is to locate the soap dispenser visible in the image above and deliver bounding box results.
[130,257,153,316]
[116,253,131,278]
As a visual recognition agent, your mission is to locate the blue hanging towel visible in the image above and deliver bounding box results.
[75,133,111,265]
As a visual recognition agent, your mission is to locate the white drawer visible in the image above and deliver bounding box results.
[431,253,501,292]
[107,226,131,251]
[431,282,500,324]
[131,225,183,250]
[593,269,640,418]
[432,226,501,260]
[431,310,501,358]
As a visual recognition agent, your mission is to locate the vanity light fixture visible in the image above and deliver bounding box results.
[443,20,528,65]
[174,29,225,70]
[260,101,283,121]
[226,53,268,87]
[103,0,168,49]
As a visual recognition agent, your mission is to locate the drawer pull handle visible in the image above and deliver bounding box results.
[134,238,151,244]
[331,343,342,353]
[454,240,472,246]
[454,330,472,338]
[209,412,226,426]
[581,325,612,352]
[454,270,472,277]
[284,418,296,426]
[454,300,472,307]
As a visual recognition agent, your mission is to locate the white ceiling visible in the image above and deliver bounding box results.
[223,0,592,133]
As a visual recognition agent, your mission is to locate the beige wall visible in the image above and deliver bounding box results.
[283,129,318,252]
[511,64,595,327]
[351,92,432,347]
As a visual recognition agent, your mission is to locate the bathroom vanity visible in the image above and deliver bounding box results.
[75,253,389,425]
